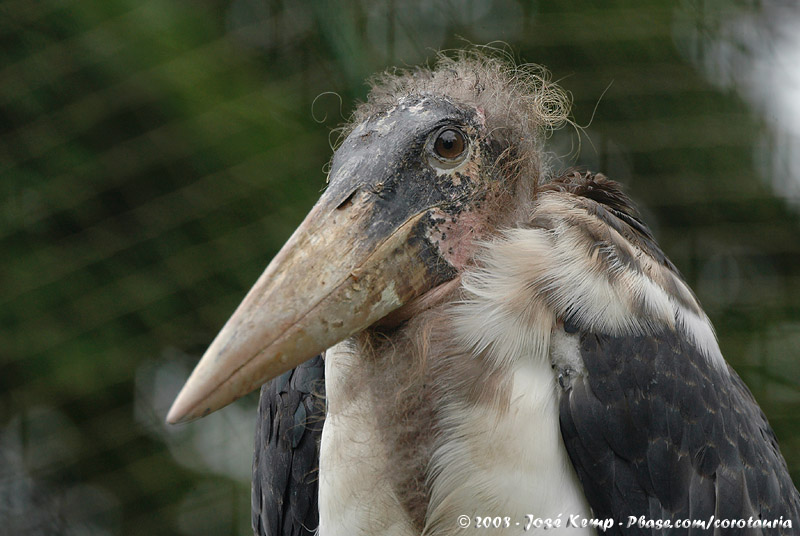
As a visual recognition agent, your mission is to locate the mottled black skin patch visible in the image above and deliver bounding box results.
[410,214,459,287]
[560,330,800,535]
[252,356,325,536]
[324,95,500,287]
[327,96,479,212]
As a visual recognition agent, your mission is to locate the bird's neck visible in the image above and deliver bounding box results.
[318,277,591,536]
[319,307,445,536]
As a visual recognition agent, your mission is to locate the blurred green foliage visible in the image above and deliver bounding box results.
[1,0,799,535]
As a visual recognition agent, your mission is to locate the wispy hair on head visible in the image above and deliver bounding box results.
[344,47,572,183]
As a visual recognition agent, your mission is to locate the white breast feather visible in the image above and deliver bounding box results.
[423,352,594,536]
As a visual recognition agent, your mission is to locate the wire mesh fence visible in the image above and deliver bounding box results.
[2,0,799,534]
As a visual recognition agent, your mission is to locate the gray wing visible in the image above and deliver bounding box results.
[252,355,325,536]
[559,329,800,535]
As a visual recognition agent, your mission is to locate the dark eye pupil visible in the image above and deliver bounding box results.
[441,134,456,149]
[434,129,465,159]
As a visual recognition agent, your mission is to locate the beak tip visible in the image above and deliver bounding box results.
[166,394,192,425]
[166,341,232,425]
[166,382,208,425]
[165,408,183,425]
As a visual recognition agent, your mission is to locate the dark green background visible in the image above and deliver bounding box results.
[2,0,799,534]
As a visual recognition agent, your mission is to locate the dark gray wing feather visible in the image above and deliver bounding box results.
[559,331,800,535]
[252,356,325,536]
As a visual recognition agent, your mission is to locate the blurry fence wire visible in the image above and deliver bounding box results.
[1,0,799,535]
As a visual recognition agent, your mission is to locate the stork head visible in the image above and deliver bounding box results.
[167,52,569,423]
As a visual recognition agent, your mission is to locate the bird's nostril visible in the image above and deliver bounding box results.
[335,188,359,210]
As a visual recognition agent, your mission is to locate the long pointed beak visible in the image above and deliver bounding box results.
[166,188,445,423]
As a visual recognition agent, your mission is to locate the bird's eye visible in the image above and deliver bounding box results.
[433,128,466,160]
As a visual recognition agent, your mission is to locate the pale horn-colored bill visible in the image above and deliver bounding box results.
[166,190,439,424]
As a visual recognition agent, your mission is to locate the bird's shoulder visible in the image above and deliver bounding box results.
[536,169,676,274]
[480,169,709,349]
[534,170,800,532]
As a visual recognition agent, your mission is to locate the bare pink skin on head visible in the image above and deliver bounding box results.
[426,206,491,271]
[377,206,492,329]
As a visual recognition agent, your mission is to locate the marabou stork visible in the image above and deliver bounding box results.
[167,52,800,535]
